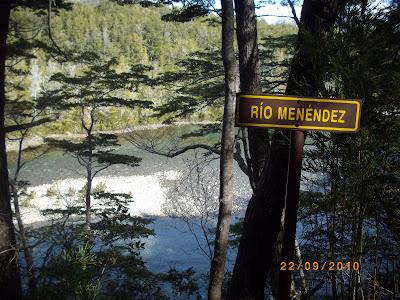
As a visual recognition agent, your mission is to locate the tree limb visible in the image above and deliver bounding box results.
[287,0,300,27]
[133,140,251,177]
[5,115,57,133]
[234,140,250,176]
[47,0,67,59]
[144,143,221,158]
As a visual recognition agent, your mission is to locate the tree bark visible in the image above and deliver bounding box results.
[85,165,92,231]
[227,130,290,300]
[234,0,268,187]
[10,181,36,294]
[277,130,305,300]
[207,0,238,298]
[9,133,36,295]
[285,0,349,96]
[0,0,22,298]
[295,239,307,297]
[85,132,93,232]
[82,108,94,232]
[226,0,288,298]
[278,2,349,298]
[227,0,349,298]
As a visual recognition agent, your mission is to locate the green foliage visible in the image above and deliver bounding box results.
[12,0,73,11]
[38,57,153,110]
[7,1,296,133]
[46,134,142,174]
[259,33,296,94]
[93,182,107,193]
[161,4,210,22]
[91,192,154,245]
[38,243,102,300]
[40,57,147,178]
[159,267,201,299]
[298,3,400,295]
[152,22,296,121]
[228,218,243,248]
[35,190,203,299]
[35,190,156,297]
[154,49,224,120]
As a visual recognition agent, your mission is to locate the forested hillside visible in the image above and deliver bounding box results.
[7,2,296,133]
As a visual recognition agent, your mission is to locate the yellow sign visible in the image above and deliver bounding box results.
[235,94,362,132]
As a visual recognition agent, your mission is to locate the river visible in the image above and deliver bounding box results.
[8,124,253,295]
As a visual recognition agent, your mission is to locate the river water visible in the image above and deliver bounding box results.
[8,125,254,294]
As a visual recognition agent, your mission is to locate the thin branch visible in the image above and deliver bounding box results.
[256,14,294,19]
[199,213,213,259]
[206,0,222,18]
[75,153,89,169]
[287,0,300,27]
[241,128,255,191]
[185,220,212,260]
[47,0,67,59]
[136,143,222,158]
[234,140,250,176]
[92,163,112,179]
[5,56,26,68]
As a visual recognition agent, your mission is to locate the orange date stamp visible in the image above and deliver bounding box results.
[280,261,361,271]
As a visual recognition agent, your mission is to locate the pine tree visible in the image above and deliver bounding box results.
[42,56,152,231]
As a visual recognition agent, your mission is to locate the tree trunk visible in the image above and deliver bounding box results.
[330,161,338,300]
[340,212,345,299]
[234,0,268,187]
[227,0,349,298]
[10,181,36,294]
[278,2,349,297]
[227,130,290,300]
[270,213,285,299]
[9,134,36,295]
[0,0,22,298]
[226,0,282,298]
[85,172,92,227]
[277,130,305,300]
[83,111,94,232]
[207,0,238,298]
[295,239,307,297]
[85,150,92,231]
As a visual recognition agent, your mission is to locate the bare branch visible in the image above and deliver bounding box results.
[241,128,255,191]
[47,0,67,58]
[92,163,112,178]
[256,14,294,19]
[287,0,300,27]
[234,140,250,176]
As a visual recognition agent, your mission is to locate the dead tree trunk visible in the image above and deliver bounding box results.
[207,0,238,298]
[0,0,22,298]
